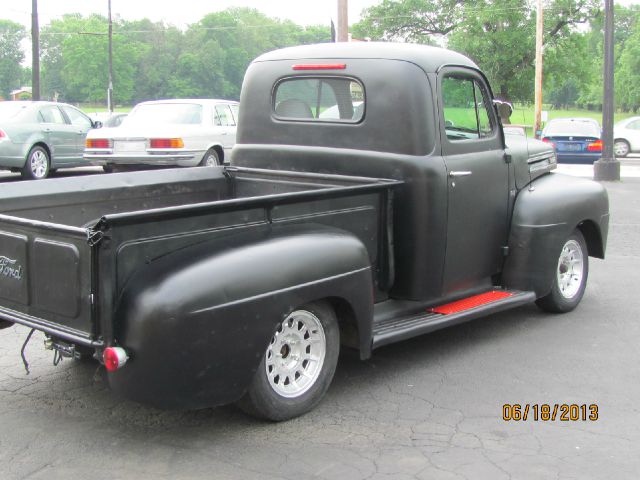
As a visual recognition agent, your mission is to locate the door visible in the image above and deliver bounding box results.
[213,103,237,156]
[439,69,509,294]
[60,105,93,162]
[38,105,77,163]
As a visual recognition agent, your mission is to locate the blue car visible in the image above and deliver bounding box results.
[541,118,602,164]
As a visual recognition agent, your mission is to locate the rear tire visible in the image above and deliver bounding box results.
[237,301,340,421]
[22,146,50,180]
[614,139,630,158]
[199,148,220,167]
[536,229,589,313]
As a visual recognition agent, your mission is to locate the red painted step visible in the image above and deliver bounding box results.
[429,291,514,315]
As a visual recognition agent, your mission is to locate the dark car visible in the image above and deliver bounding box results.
[0,101,100,179]
[540,117,602,164]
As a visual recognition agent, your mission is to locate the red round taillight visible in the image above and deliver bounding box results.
[103,346,128,372]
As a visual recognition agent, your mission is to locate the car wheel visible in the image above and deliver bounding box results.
[614,139,630,158]
[22,146,50,180]
[199,148,220,167]
[237,301,340,421]
[536,229,589,313]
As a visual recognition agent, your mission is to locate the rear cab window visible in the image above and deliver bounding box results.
[273,77,364,123]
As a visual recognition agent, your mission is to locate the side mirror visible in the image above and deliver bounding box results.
[493,99,513,124]
[93,121,103,129]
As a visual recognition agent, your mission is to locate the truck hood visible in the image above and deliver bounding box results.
[505,134,556,190]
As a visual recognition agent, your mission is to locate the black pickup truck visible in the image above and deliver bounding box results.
[0,43,609,421]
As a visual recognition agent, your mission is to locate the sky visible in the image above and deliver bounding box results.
[4,0,382,29]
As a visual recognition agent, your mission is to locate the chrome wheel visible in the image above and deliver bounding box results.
[614,140,630,158]
[22,146,50,180]
[557,239,584,299]
[30,149,49,178]
[265,309,326,398]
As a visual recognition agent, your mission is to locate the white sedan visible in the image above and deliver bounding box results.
[84,99,239,169]
[614,116,640,157]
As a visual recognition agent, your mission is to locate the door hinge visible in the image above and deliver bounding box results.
[87,230,104,247]
[501,246,510,257]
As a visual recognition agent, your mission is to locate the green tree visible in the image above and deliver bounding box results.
[180,8,329,99]
[41,14,144,103]
[120,19,185,102]
[616,24,640,112]
[0,20,26,99]
[353,0,599,102]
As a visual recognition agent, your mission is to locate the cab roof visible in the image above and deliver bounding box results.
[253,42,478,73]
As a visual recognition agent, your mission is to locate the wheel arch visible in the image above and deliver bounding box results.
[502,172,609,297]
[577,219,605,259]
[108,224,374,409]
[28,141,51,160]
[204,143,225,163]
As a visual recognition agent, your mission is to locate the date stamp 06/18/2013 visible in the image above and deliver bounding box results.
[502,404,599,422]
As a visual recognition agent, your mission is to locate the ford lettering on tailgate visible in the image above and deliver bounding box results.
[0,231,29,305]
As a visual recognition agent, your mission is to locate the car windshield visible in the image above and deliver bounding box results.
[124,103,203,126]
[544,120,600,137]
[0,103,29,121]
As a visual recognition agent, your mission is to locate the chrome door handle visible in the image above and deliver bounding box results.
[449,171,473,177]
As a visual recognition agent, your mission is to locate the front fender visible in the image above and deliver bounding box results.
[108,224,373,409]
[502,172,609,297]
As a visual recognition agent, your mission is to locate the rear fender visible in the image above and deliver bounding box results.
[502,172,609,297]
[108,224,373,409]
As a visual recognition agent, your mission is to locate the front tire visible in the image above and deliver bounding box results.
[614,139,630,158]
[22,146,50,180]
[536,229,589,313]
[238,301,340,421]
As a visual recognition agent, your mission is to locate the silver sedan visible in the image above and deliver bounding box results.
[0,101,98,179]
[84,99,239,170]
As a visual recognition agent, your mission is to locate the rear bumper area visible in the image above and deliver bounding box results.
[0,305,103,347]
[85,152,201,167]
[556,152,601,164]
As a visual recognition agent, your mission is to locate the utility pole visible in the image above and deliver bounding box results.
[337,0,348,42]
[107,0,114,113]
[533,0,543,138]
[594,0,620,181]
[31,0,40,100]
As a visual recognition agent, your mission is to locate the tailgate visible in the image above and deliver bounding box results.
[0,214,97,345]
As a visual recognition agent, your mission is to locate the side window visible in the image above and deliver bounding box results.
[628,120,640,130]
[230,104,239,125]
[61,106,92,128]
[442,75,494,141]
[273,77,364,122]
[39,106,67,125]
[214,104,235,126]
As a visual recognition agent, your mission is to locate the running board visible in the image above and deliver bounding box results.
[372,290,536,350]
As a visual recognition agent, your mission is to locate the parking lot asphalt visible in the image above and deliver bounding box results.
[1,169,639,480]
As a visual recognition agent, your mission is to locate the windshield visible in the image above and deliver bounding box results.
[124,103,203,126]
[0,103,29,122]
[544,120,600,137]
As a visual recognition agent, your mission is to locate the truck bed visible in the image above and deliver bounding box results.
[0,167,398,347]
